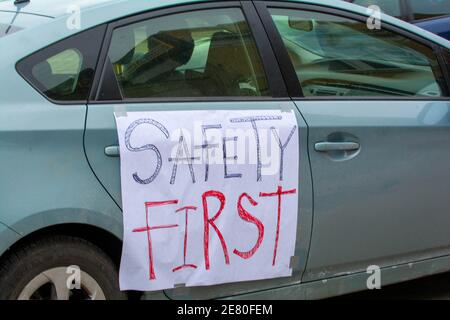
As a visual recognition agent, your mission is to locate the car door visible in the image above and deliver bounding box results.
[255,1,450,281]
[84,1,312,299]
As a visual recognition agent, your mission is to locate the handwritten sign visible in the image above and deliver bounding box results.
[116,110,299,291]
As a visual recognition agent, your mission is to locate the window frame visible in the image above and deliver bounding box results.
[89,1,289,104]
[254,0,450,101]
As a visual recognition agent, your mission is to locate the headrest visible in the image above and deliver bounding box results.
[146,29,194,67]
[205,31,244,76]
[32,60,53,89]
[109,27,136,65]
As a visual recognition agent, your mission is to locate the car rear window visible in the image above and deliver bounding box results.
[0,11,51,38]
[16,25,106,103]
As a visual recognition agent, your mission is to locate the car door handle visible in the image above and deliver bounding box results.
[314,142,360,152]
[105,145,120,157]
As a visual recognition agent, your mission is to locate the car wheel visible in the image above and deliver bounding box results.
[0,235,126,300]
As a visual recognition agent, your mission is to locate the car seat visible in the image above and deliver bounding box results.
[121,28,201,97]
[203,31,264,96]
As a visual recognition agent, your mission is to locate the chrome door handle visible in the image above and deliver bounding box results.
[314,142,360,152]
[105,145,120,157]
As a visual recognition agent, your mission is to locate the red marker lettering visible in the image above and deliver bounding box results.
[202,190,230,270]
[132,200,179,280]
[260,186,297,266]
[233,193,264,259]
[172,206,198,273]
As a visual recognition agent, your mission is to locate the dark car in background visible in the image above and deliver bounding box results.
[346,0,450,40]
[415,16,450,40]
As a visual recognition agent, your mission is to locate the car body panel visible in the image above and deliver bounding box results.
[220,253,450,299]
[84,101,313,299]
[0,49,123,244]
[0,222,20,255]
[0,0,116,18]
[0,11,52,38]
[0,0,448,61]
[296,100,450,281]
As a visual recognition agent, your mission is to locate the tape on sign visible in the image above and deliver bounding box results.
[280,103,293,113]
[289,256,301,270]
[115,111,128,118]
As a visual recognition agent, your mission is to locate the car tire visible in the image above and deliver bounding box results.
[0,235,127,300]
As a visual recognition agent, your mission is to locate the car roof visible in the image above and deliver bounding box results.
[1,0,448,52]
[0,0,385,18]
[0,0,116,18]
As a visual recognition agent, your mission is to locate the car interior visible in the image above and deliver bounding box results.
[274,14,445,97]
[109,24,270,99]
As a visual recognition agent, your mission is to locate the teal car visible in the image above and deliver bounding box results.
[0,0,449,300]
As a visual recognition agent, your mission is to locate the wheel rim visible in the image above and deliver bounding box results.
[17,267,106,300]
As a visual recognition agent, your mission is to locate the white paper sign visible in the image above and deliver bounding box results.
[116,110,299,291]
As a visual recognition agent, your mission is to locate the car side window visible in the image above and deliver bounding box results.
[106,8,270,99]
[269,8,447,98]
[17,25,105,102]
